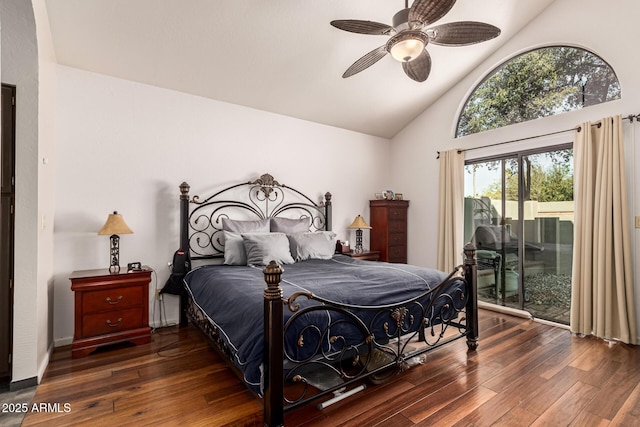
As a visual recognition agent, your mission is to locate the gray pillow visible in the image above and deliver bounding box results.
[222,217,270,233]
[242,232,295,266]
[270,217,310,234]
[223,231,247,265]
[288,231,337,261]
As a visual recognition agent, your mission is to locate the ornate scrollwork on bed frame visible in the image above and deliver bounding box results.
[177,174,478,427]
[279,264,471,410]
[180,173,332,260]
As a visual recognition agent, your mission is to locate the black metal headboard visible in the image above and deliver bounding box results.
[179,173,332,260]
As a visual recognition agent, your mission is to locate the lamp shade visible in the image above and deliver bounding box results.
[347,215,371,230]
[98,211,133,235]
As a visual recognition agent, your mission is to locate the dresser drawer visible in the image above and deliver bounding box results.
[388,219,407,233]
[388,232,406,246]
[388,246,407,262]
[82,308,144,337]
[388,207,406,220]
[82,286,144,313]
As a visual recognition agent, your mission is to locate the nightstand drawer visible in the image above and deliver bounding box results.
[82,308,144,337]
[82,286,144,313]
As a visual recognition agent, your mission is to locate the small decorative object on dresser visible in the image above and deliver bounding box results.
[70,268,151,358]
[370,199,409,263]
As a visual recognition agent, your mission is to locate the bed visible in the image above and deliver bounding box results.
[174,173,478,426]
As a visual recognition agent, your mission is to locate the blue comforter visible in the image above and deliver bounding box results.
[183,255,461,393]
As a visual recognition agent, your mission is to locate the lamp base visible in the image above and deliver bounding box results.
[354,229,364,254]
[109,234,121,274]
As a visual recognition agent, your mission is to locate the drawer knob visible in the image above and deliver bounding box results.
[105,295,123,305]
[106,318,123,327]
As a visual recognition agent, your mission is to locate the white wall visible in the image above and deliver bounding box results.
[32,0,57,381]
[52,67,391,344]
[390,0,640,340]
[1,0,43,385]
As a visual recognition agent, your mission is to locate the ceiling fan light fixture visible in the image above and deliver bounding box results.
[387,30,427,63]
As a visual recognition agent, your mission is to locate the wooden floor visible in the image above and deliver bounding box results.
[21,310,640,426]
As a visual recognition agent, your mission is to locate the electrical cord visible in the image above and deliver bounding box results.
[148,265,196,357]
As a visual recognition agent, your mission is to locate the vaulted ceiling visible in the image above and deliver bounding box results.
[44,0,556,138]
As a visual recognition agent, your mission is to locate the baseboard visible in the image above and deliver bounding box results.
[38,342,54,382]
[478,300,533,319]
[54,336,73,347]
[10,376,37,391]
[151,317,179,329]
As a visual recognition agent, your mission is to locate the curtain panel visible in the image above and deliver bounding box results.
[571,115,637,344]
[437,149,465,272]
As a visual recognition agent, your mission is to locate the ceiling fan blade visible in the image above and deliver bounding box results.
[409,0,456,26]
[428,21,501,46]
[402,49,432,82]
[342,45,388,78]
[330,20,395,35]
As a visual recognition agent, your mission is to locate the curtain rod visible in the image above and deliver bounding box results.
[436,113,640,159]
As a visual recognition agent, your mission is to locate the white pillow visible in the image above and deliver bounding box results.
[222,217,270,233]
[242,232,295,266]
[270,217,310,234]
[288,231,337,261]
[223,231,247,265]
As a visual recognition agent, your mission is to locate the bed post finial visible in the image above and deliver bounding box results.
[263,261,284,427]
[180,182,190,200]
[263,261,284,297]
[463,242,479,351]
[324,192,332,232]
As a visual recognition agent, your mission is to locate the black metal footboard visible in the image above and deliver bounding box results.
[263,244,478,427]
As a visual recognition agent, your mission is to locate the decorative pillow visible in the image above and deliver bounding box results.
[242,232,295,266]
[223,231,247,265]
[222,218,270,233]
[270,217,311,234]
[288,231,337,261]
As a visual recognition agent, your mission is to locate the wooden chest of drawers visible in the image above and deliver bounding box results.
[369,200,409,263]
[70,268,151,358]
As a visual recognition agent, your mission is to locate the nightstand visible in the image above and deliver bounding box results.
[70,268,152,358]
[345,250,381,261]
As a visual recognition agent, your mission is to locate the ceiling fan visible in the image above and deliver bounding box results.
[330,0,501,82]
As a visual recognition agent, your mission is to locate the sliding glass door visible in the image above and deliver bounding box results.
[464,146,574,324]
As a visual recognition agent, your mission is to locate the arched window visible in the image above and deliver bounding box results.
[456,46,621,137]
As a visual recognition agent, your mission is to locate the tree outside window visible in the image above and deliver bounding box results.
[456,46,620,137]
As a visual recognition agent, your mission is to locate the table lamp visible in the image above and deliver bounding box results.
[347,215,371,254]
[98,211,133,273]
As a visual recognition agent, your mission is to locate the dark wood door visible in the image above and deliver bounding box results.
[1,84,16,385]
